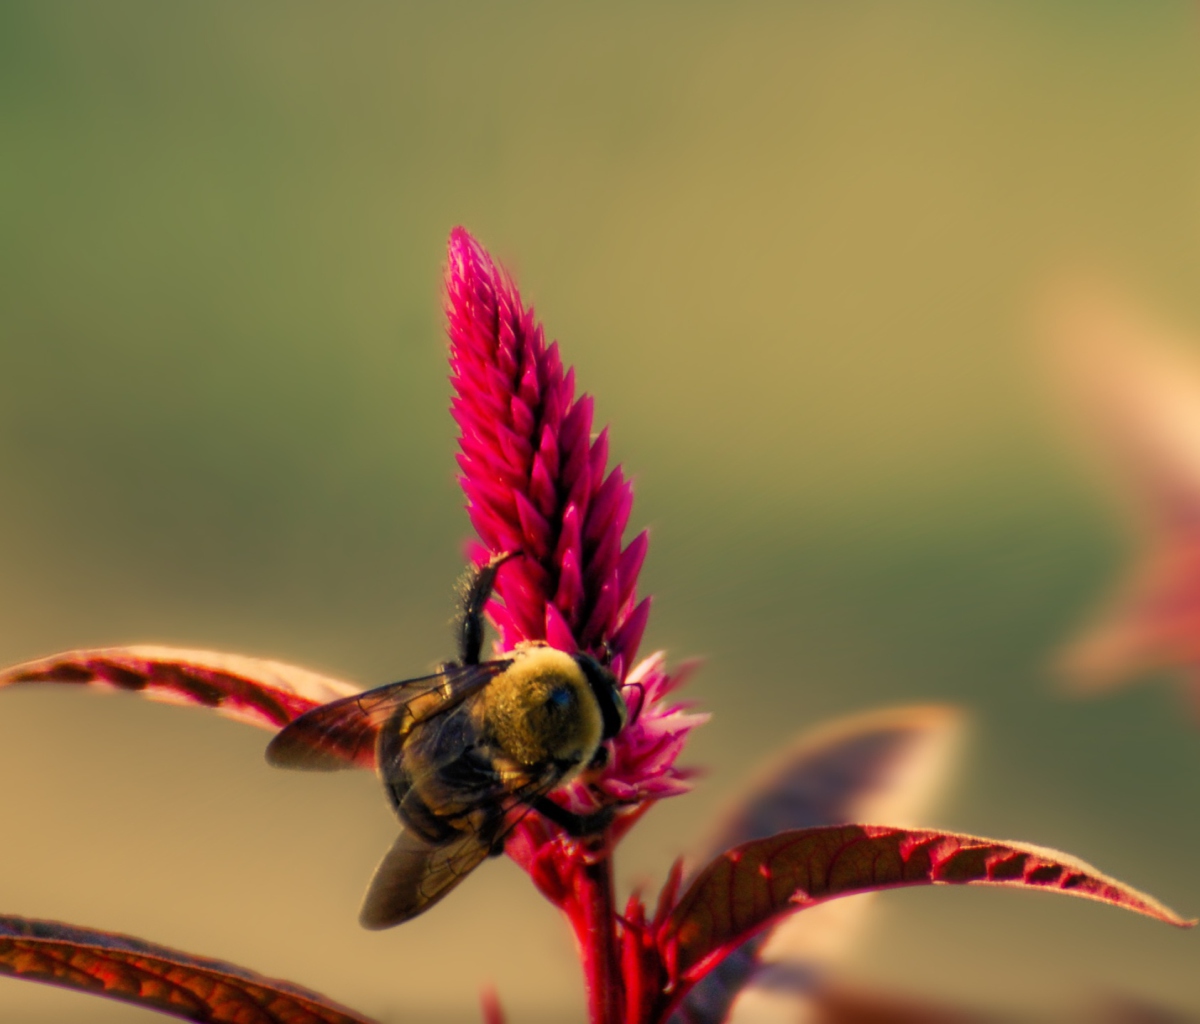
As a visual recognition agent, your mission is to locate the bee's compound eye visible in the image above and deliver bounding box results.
[545,687,573,714]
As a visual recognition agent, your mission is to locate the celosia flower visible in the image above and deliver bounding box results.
[445,227,707,816]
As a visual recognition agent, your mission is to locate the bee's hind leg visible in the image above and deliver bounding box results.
[455,550,521,666]
[531,796,615,837]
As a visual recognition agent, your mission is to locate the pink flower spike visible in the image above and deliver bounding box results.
[445,229,705,816]
[446,230,646,668]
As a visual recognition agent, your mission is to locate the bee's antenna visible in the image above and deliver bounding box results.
[457,550,522,666]
[621,681,646,727]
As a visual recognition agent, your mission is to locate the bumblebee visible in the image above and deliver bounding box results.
[266,553,627,929]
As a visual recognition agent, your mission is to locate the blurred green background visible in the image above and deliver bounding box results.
[2,2,1200,1020]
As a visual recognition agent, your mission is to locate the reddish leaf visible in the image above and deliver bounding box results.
[659,825,1192,1009]
[0,915,376,1024]
[0,646,364,748]
[672,706,963,1024]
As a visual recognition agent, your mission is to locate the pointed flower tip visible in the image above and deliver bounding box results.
[447,224,483,264]
[446,227,491,285]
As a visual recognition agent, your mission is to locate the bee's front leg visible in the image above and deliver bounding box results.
[531,795,616,837]
[455,550,521,666]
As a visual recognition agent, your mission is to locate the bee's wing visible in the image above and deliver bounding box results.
[360,773,560,929]
[265,661,510,771]
[359,827,492,929]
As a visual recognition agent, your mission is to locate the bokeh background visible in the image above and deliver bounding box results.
[2,3,1200,1020]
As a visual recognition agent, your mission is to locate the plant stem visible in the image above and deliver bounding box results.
[574,854,621,1024]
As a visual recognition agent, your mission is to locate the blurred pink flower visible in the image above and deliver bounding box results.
[1048,287,1200,712]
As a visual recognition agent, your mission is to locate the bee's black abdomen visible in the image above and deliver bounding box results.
[398,795,458,845]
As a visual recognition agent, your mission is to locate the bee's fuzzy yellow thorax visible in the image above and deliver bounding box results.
[478,644,604,769]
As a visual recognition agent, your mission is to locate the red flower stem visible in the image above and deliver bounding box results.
[574,854,622,1024]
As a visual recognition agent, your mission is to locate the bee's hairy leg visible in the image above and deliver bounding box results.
[532,795,615,837]
[456,550,521,666]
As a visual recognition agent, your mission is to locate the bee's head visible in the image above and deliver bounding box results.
[573,652,627,741]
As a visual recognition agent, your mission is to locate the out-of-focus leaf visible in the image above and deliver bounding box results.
[480,986,507,1024]
[688,706,963,869]
[671,706,962,1024]
[1045,289,1200,709]
[806,982,993,1024]
[1059,541,1200,705]
[0,914,377,1024]
[658,824,1192,1012]
[780,984,1197,1023]
[0,646,364,740]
